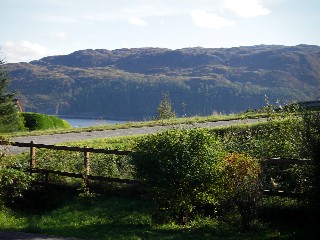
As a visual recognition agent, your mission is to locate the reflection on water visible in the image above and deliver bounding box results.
[62,118,126,128]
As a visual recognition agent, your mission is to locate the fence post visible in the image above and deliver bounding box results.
[84,146,90,187]
[30,141,36,175]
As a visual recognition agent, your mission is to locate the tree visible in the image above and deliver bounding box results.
[0,59,22,132]
[157,92,176,120]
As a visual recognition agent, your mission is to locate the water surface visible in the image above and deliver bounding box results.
[62,118,126,128]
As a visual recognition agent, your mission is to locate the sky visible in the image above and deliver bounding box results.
[0,0,319,63]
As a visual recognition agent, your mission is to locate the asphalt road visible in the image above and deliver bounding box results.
[4,118,264,154]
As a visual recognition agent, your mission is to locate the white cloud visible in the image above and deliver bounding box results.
[223,0,271,18]
[48,31,67,41]
[191,10,234,29]
[2,40,48,63]
[129,17,148,26]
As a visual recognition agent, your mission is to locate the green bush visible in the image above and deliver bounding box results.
[21,112,71,131]
[222,152,261,230]
[221,117,305,160]
[132,128,227,224]
[0,168,33,202]
[0,146,33,203]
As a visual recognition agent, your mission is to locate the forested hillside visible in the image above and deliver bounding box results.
[4,44,320,120]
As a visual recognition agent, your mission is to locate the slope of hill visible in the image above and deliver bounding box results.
[4,44,320,120]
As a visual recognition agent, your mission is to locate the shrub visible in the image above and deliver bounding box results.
[132,128,227,224]
[21,112,71,131]
[0,168,33,203]
[0,145,33,203]
[222,152,261,230]
[221,116,305,160]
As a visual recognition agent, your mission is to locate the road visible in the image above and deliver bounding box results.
[4,118,264,154]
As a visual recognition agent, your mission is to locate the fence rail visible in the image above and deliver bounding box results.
[1,140,131,155]
[260,158,312,165]
[1,140,138,185]
[260,157,312,197]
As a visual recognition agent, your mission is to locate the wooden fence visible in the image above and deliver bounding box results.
[0,141,313,197]
[260,157,312,197]
[0,140,140,185]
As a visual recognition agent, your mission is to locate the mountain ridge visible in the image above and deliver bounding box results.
[5,44,320,120]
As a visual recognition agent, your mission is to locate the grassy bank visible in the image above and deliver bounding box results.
[4,112,268,138]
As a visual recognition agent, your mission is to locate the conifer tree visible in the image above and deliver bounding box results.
[157,93,176,120]
[0,59,21,132]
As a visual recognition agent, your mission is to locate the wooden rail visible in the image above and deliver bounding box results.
[260,157,312,198]
[260,157,312,165]
[3,141,131,155]
[1,140,139,185]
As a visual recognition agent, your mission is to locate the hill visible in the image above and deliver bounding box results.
[4,44,320,120]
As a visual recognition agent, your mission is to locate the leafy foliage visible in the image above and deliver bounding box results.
[0,145,33,203]
[222,153,261,229]
[221,109,306,160]
[0,168,33,202]
[132,129,227,224]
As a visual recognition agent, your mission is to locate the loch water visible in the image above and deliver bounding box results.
[62,118,127,128]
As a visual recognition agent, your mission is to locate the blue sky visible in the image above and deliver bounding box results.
[1,0,319,63]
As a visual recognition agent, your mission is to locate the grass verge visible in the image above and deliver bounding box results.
[3,112,268,138]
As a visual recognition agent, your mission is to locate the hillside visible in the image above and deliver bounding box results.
[4,44,320,120]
